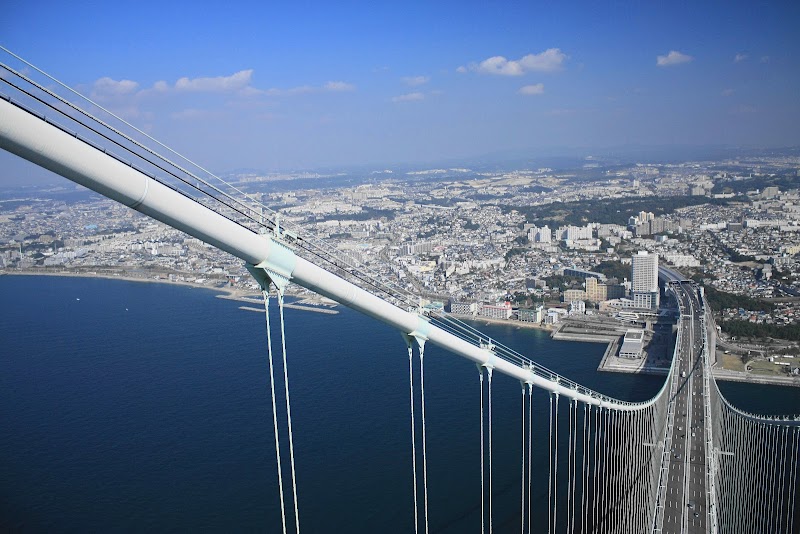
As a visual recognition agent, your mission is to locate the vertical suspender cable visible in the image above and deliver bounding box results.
[756,423,766,532]
[553,393,559,534]
[769,425,778,533]
[487,367,494,534]
[766,425,776,533]
[407,343,419,534]
[777,425,787,532]
[788,427,798,534]
[527,383,533,534]
[277,291,300,534]
[521,385,526,534]
[781,427,797,532]
[591,406,603,530]
[626,411,633,531]
[418,343,430,534]
[745,416,752,533]
[571,400,579,534]
[548,392,554,534]
[569,399,577,534]
[566,399,573,534]
[581,403,588,534]
[480,367,485,534]
[600,409,608,527]
[780,425,790,534]
[262,290,288,534]
[629,411,637,531]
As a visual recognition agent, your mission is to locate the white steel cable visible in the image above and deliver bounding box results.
[581,403,588,534]
[757,423,767,533]
[777,425,787,532]
[788,427,798,534]
[527,383,532,534]
[261,290,288,534]
[779,425,790,533]
[553,393,559,534]
[418,342,430,534]
[487,366,493,534]
[520,385,526,534]
[277,292,301,533]
[480,368,485,534]
[407,343,419,534]
[566,399,575,534]
[592,407,603,530]
[593,406,601,532]
[548,392,554,534]
[780,425,790,533]
[768,425,778,532]
[600,409,608,528]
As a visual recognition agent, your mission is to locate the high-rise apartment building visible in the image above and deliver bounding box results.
[631,251,659,309]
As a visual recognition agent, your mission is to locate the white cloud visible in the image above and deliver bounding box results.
[656,51,693,67]
[518,49,568,72]
[88,69,354,118]
[91,77,139,99]
[760,55,770,63]
[323,81,356,92]
[518,83,545,95]
[175,70,253,92]
[721,88,735,97]
[402,75,430,86]
[392,92,425,103]
[734,53,748,63]
[461,48,568,76]
[478,56,525,75]
[456,66,468,74]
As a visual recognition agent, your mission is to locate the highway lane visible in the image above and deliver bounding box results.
[662,282,709,533]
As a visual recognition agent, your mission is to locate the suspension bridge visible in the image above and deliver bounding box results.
[1,48,798,533]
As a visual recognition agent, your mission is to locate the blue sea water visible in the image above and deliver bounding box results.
[0,275,797,532]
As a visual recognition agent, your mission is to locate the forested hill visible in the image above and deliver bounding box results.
[507,196,734,227]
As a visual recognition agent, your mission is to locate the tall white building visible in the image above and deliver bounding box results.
[631,251,659,309]
[528,224,552,243]
[556,224,593,241]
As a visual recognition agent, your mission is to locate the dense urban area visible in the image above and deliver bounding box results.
[2,151,800,383]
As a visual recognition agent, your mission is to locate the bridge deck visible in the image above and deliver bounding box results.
[662,284,708,532]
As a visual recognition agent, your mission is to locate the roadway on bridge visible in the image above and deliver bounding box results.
[663,283,708,533]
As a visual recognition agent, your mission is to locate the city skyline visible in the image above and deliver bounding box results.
[2,0,799,183]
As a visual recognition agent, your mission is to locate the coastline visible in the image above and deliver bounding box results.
[2,267,310,300]
[446,312,555,333]
[5,269,797,388]
[2,268,251,297]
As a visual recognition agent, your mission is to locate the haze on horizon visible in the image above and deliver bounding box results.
[1,0,799,184]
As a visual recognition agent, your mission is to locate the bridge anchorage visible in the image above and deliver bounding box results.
[1,47,798,533]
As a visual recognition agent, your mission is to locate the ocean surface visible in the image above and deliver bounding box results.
[1,275,798,532]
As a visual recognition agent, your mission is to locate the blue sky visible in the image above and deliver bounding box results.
[2,0,799,177]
